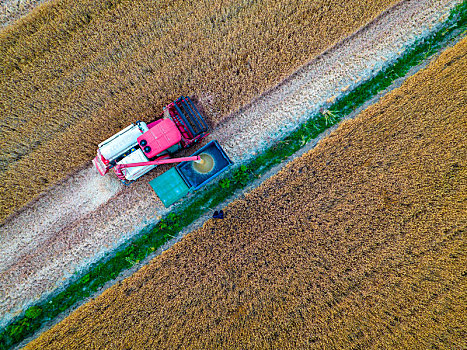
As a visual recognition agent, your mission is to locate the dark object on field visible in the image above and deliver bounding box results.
[213,210,224,219]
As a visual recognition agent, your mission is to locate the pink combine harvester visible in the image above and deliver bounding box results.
[93,96,210,185]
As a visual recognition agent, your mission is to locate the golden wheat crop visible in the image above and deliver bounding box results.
[0,0,400,224]
[24,36,467,350]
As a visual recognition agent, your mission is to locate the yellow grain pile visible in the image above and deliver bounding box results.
[0,0,400,223]
[25,36,467,350]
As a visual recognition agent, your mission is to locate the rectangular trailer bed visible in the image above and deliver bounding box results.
[149,140,233,207]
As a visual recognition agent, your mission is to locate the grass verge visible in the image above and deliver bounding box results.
[1,1,466,349]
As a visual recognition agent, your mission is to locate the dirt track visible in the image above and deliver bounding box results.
[25,33,467,350]
[0,0,457,329]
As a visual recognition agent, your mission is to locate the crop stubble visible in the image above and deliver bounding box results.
[24,35,467,350]
[0,0,401,224]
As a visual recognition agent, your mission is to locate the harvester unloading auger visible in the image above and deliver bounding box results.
[93,96,233,207]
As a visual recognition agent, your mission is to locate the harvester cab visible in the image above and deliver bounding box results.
[93,96,233,207]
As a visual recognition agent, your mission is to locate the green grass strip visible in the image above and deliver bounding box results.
[1,2,466,349]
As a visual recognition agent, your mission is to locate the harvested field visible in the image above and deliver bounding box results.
[0,0,402,224]
[24,34,467,350]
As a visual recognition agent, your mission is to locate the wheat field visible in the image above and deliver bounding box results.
[24,35,467,350]
[0,0,400,224]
